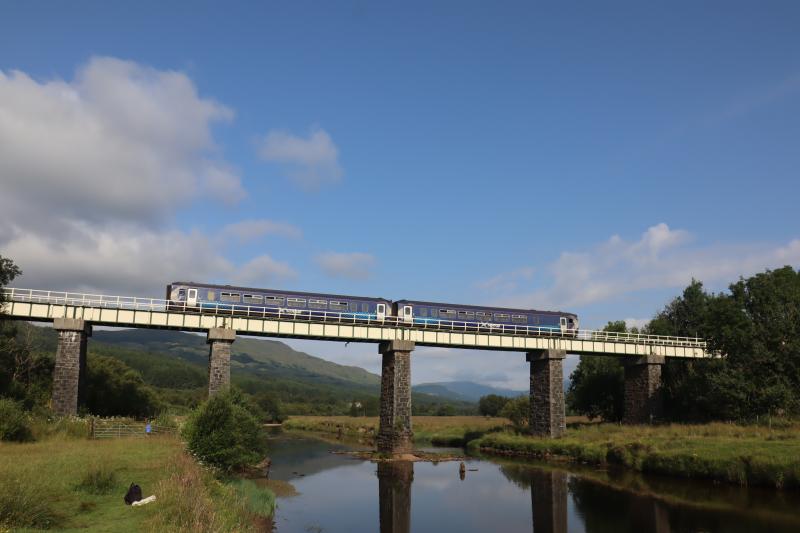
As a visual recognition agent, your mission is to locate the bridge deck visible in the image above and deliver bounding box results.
[1,289,713,358]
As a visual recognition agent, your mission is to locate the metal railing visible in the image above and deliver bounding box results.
[2,287,707,349]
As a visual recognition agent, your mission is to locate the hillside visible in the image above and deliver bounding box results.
[414,381,526,402]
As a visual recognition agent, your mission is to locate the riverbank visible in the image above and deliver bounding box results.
[284,416,800,489]
[471,422,800,489]
[0,428,274,531]
[283,415,509,446]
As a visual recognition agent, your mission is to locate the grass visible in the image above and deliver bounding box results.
[0,430,275,531]
[283,415,510,446]
[471,422,800,489]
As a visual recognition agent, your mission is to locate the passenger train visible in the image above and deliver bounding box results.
[166,281,579,334]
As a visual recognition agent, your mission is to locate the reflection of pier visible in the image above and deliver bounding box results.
[531,471,567,533]
[378,461,414,533]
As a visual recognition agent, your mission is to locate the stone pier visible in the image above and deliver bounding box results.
[527,349,566,438]
[207,328,235,397]
[623,355,665,424]
[377,461,413,533]
[377,340,414,454]
[52,318,91,416]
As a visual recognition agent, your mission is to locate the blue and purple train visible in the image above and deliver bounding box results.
[166,281,579,333]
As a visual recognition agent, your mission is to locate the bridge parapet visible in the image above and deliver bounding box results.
[1,288,714,358]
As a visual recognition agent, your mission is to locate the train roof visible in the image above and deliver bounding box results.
[170,281,390,303]
[395,299,577,317]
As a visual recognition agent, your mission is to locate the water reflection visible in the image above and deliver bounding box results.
[269,432,800,533]
[378,461,413,533]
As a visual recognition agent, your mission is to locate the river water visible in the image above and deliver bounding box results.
[264,431,800,533]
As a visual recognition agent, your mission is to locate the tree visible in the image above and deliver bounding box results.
[84,355,162,417]
[254,390,286,423]
[500,395,529,427]
[183,389,268,472]
[478,394,510,417]
[566,321,626,421]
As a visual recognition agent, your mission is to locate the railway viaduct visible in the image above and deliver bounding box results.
[1,288,714,454]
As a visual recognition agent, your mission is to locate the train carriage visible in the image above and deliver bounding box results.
[166,282,392,322]
[392,299,578,334]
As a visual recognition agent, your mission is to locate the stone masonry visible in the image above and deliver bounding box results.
[527,349,567,438]
[207,328,235,397]
[52,318,91,416]
[623,355,665,424]
[377,340,414,454]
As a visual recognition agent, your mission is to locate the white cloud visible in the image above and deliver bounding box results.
[0,57,296,297]
[232,255,297,287]
[493,224,800,310]
[316,252,376,280]
[219,219,302,243]
[0,56,242,231]
[476,266,534,292]
[258,127,342,190]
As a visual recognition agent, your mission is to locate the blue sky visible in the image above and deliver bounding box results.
[1,2,798,387]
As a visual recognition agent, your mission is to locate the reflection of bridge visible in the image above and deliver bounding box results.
[2,288,717,449]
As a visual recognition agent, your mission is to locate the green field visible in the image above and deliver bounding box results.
[0,431,272,531]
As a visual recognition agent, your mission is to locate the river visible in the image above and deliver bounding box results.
[263,431,800,532]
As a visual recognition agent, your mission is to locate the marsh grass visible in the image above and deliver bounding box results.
[283,415,509,445]
[76,461,118,495]
[0,476,63,529]
[473,421,800,489]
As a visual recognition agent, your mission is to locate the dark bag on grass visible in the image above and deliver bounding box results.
[124,483,143,505]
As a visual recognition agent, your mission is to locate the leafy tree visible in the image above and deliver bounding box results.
[500,395,529,428]
[566,321,627,421]
[0,397,33,442]
[478,394,510,417]
[253,390,286,423]
[183,389,268,472]
[84,355,162,417]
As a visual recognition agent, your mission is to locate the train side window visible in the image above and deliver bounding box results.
[476,311,491,321]
[362,303,370,312]
[309,298,328,309]
[265,295,285,306]
[512,315,527,324]
[287,298,306,308]
[440,309,456,319]
[495,313,510,321]
[330,300,348,311]
[418,308,427,317]
[243,294,263,304]
[220,292,240,303]
[429,309,438,318]
[350,302,359,312]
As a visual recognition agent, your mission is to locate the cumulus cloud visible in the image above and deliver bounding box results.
[476,266,534,292]
[232,255,297,286]
[316,252,376,280]
[219,219,302,243]
[258,127,342,190]
[0,57,295,296]
[495,223,800,310]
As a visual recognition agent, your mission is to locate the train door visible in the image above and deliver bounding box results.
[187,288,198,307]
[377,303,386,321]
[559,316,567,333]
[402,305,413,324]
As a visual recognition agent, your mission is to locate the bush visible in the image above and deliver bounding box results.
[500,396,529,428]
[0,397,33,442]
[182,390,267,472]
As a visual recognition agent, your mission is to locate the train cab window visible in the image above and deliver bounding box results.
[309,299,327,309]
[494,313,510,322]
[512,315,527,324]
[329,300,348,311]
[220,292,240,303]
[287,298,306,308]
[265,295,285,306]
[243,295,263,304]
[178,289,186,299]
